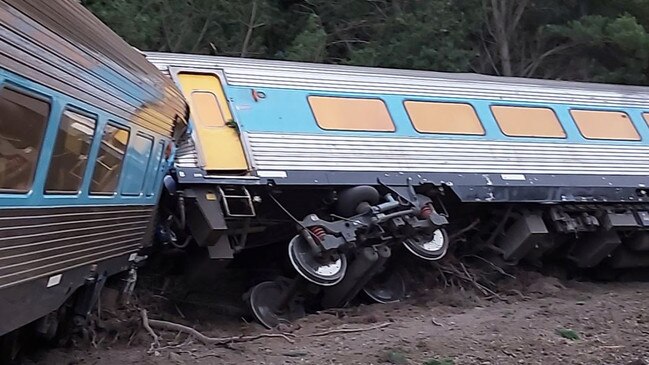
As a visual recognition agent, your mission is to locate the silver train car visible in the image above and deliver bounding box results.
[0,0,187,355]
[147,52,649,328]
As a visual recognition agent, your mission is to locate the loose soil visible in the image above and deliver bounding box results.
[21,272,649,365]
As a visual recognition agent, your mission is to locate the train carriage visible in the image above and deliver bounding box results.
[147,51,649,328]
[0,0,187,344]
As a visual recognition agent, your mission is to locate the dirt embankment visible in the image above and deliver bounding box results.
[23,273,649,365]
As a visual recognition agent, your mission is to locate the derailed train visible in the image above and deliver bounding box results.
[0,0,186,352]
[147,52,649,328]
[4,0,649,342]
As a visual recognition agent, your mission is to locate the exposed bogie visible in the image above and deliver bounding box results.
[158,177,649,328]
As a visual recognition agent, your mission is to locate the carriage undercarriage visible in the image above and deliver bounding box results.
[160,180,649,328]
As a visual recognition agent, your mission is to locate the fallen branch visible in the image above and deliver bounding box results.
[437,262,502,300]
[140,309,160,349]
[504,289,531,300]
[306,322,391,337]
[465,254,516,280]
[142,312,295,345]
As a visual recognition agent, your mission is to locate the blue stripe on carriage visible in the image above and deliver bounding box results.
[220,84,649,146]
[0,68,172,208]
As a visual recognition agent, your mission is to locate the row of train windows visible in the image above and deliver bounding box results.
[308,96,643,140]
[0,87,161,194]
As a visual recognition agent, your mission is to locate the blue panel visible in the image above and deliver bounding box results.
[121,133,154,196]
[222,83,649,147]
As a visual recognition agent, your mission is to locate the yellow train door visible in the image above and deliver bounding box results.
[177,73,248,172]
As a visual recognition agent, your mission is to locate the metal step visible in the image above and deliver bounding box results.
[218,186,256,217]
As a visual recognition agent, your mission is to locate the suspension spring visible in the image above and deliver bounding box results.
[309,226,327,241]
[420,203,433,218]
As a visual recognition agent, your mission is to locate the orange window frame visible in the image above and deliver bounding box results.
[572,110,640,141]
[491,105,566,138]
[308,96,395,132]
[405,101,484,135]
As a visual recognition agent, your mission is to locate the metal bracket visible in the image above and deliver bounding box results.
[377,177,420,207]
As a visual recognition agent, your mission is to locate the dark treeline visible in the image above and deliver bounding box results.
[84,0,649,85]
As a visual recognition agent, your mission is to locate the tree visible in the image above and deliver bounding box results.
[83,0,649,85]
[82,0,163,51]
[546,14,649,84]
[281,14,327,62]
[347,0,481,71]
[84,0,276,55]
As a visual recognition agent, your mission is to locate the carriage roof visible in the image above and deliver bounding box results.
[146,52,649,109]
[2,0,187,136]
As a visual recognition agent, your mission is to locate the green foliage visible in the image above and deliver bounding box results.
[546,14,649,84]
[556,328,580,340]
[82,0,163,50]
[281,14,327,62]
[347,0,480,71]
[384,350,409,365]
[84,0,649,85]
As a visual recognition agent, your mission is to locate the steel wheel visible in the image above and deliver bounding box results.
[288,235,347,286]
[363,270,406,304]
[245,280,304,329]
[403,228,449,261]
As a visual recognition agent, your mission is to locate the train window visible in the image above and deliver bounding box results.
[404,101,484,135]
[45,110,96,193]
[121,133,154,195]
[191,91,227,128]
[144,141,165,197]
[152,141,167,194]
[90,123,129,194]
[308,96,395,131]
[491,105,566,138]
[572,110,640,140]
[0,88,49,192]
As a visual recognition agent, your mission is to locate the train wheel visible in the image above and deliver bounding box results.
[363,270,406,304]
[288,235,347,286]
[403,228,449,261]
[245,280,305,329]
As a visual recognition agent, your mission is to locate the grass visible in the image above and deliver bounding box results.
[383,350,408,365]
[556,328,580,341]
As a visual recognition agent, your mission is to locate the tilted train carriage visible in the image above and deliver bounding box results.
[147,51,649,328]
[0,0,186,347]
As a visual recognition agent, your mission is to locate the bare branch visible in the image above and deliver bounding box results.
[241,0,259,57]
[306,322,391,337]
[140,309,160,350]
[143,312,296,346]
[523,42,575,77]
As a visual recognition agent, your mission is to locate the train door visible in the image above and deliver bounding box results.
[177,73,248,172]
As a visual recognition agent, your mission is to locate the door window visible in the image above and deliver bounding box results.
[191,91,227,128]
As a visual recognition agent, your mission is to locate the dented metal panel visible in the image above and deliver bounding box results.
[1,0,186,136]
